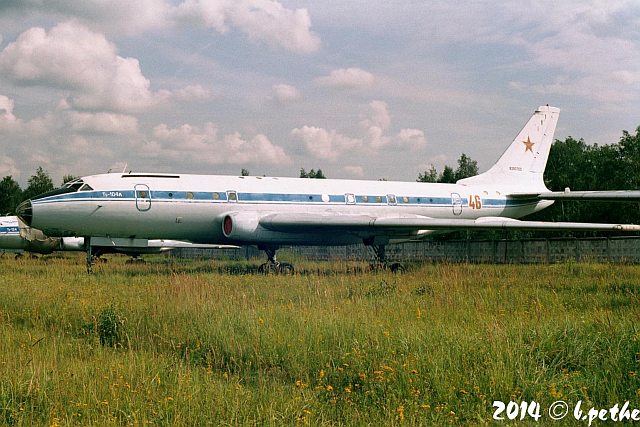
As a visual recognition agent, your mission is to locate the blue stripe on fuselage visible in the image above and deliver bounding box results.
[30,189,538,209]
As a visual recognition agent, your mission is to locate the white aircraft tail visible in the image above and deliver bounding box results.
[457,105,560,191]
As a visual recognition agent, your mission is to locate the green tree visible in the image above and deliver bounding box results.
[23,167,55,200]
[617,126,640,189]
[454,153,478,181]
[241,168,250,177]
[417,165,438,183]
[0,176,22,214]
[543,137,589,191]
[62,174,80,184]
[438,166,456,183]
[300,168,327,179]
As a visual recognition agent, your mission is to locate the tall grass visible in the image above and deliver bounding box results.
[0,255,638,425]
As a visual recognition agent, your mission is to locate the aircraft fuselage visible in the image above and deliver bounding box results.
[24,173,552,246]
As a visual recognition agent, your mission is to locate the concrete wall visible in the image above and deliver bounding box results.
[170,237,640,263]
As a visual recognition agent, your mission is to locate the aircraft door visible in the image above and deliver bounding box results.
[451,193,463,216]
[135,184,151,211]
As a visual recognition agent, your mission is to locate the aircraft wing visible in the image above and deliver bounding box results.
[260,213,640,233]
[538,190,640,201]
[510,190,640,201]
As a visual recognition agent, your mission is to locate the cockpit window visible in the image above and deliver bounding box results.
[62,179,92,192]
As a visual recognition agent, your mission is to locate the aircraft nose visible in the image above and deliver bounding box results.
[16,200,33,226]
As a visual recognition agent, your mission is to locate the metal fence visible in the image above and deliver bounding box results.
[170,236,640,263]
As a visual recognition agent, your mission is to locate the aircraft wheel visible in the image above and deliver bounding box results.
[389,262,405,273]
[258,263,277,274]
[278,262,295,275]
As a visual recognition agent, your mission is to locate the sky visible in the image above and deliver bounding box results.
[0,0,639,186]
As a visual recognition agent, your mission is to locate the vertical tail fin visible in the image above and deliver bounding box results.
[457,105,560,191]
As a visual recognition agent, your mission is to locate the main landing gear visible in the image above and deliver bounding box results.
[85,238,109,273]
[257,246,294,274]
[368,244,405,273]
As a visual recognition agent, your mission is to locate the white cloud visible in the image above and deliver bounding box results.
[397,128,427,147]
[65,111,139,135]
[0,94,138,136]
[0,22,160,112]
[0,21,206,113]
[292,100,426,161]
[0,0,172,36]
[359,100,391,131]
[0,0,320,53]
[63,135,112,158]
[272,84,302,104]
[316,68,375,89]
[0,95,17,123]
[290,126,361,161]
[175,0,320,54]
[147,122,291,165]
[0,155,19,178]
[172,85,211,101]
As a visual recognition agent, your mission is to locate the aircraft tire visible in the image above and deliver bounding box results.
[389,262,405,273]
[278,262,295,275]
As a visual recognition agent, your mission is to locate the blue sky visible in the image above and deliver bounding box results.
[1,1,638,186]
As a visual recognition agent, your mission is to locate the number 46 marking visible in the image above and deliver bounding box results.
[469,194,482,209]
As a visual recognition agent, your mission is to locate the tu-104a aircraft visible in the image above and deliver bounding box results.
[0,215,237,259]
[16,106,640,273]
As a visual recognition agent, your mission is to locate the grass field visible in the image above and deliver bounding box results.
[0,254,639,425]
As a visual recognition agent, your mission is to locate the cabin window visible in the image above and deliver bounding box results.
[227,191,238,202]
[345,193,356,204]
[213,192,220,200]
[402,196,409,204]
[186,192,194,199]
[375,196,382,203]
[387,194,397,205]
[362,195,369,203]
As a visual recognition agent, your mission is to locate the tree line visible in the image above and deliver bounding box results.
[2,126,638,236]
[0,167,75,215]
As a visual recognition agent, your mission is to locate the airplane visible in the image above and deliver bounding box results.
[15,105,640,273]
[0,215,237,260]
